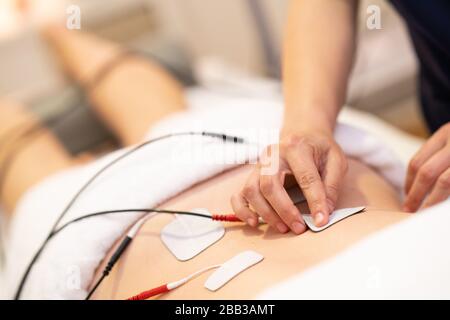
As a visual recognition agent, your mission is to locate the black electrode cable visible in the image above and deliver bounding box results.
[82,209,214,300]
[86,273,107,300]
[13,131,245,299]
[2,48,164,282]
[48,132,243,232]
[14,207,213,300]
[6,48,247,299]
[0,103,83,268]
[54,209,211,237]
[32,207,213,300]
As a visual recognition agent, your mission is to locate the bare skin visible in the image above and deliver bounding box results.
[91,159,409,300]
[0,100,73,212]
[0,28,411,300]
[235,0,448,233]
[232,0,359,233]
[45,27,186,146]
[0,28,185,213]
[404,122,450,211]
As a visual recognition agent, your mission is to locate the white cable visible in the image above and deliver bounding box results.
[167,264,221,290]
[127,213,158,238]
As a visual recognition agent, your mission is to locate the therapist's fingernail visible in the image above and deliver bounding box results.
[276,222,289,233]
[291,221,306,234]
[314,212,325,226]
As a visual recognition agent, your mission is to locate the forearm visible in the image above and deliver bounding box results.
[282,0,358,134]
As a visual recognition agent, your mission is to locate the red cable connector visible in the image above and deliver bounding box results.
[127,284,169,300]
[127,265,220,300]
[211,214,242,222]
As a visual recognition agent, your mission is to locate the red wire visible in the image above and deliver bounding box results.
[127,284,169,300]
[211,214,242,222]
[127,214,242,300]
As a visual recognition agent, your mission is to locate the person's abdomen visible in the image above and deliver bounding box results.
[92,158,409,299]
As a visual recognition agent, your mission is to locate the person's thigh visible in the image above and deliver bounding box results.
[45,28,186,146]
[93,158,409,299]
[0,101,74,213]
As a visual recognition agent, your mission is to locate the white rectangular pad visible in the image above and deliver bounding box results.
[301,206,366,232]
[204,250,264,291]
[287,186,365,232]
[161,208,225,261]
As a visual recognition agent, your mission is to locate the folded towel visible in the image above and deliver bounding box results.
[2,87,410,299]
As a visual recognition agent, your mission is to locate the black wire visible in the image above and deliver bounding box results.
[2,47,245,300]
[13,131,245,299]
[49,132,239,233]
[53,209,211,237]
[3,48,166,288]
[0,107,81,288]
[46,207,212,300]
[85,273,106,300]
[0,104,82,269]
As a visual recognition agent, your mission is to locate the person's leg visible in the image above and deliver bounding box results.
[1,28,187,212]
[45,28,186,146]
[0,100,73,213]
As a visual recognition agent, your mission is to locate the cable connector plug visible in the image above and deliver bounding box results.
[201,132,245,144]
[211,214,242,222]
[212,214,265,224]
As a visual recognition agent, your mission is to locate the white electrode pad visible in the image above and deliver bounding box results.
[161,208,225,261]
[301,206,366,232]
[287,186,365,232]
[204,250,264,291]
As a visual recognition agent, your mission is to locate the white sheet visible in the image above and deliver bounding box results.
[258,199,450,299]
[1,86,420,299]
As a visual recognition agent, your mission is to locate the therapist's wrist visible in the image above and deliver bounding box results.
[282,108,336,138]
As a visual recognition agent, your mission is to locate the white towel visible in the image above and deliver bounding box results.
[257,198,450,299]
[1,87,411,299]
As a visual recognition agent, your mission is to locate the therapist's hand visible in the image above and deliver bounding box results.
[404,122,450,212]
[231,128,348,234]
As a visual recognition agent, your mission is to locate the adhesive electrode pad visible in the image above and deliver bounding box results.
[287,186,365,232]
[302,206,366,232]
[204,250,264,291]
[161,208,225,261]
